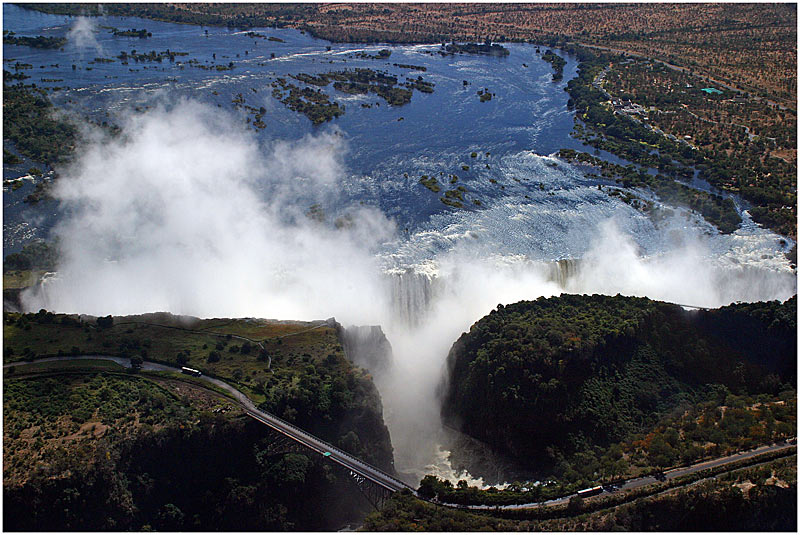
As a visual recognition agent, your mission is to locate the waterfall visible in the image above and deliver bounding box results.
[384,259,580,329]
[546,258,581,289]
[386,268,439,328]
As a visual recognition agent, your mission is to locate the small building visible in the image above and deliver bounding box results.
[701,87,723,95]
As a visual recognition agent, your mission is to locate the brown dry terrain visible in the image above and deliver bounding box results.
[3,372,230,487]
[27,3,796,108]
[599,56,797,236]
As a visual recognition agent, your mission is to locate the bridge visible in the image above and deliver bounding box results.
[3,355,416,509]
[245,408,415,508]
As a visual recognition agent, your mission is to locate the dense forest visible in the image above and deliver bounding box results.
[541,50,566,81]
[3,32,67,49]
[440,294,796,479]
[3,240,58,272]
[3,373,374,530]
[269,68,435,124]
[3,80,76,165]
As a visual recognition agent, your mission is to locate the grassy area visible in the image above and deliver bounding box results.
[3,310,395,471]
[4,311,335,407]
[3,270,41,290]
[142,369,241,403]
[3,311,338,389]
[6,359,125,374]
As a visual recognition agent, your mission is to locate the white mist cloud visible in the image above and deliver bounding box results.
[67,16,105,56]
[23,100,395,324]
[569,218,796,308]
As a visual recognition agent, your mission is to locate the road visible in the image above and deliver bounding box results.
[4,355,415,495]
[6,356,793,507]
[449,440,795,511]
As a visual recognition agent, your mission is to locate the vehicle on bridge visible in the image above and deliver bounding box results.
[181,366,202,377]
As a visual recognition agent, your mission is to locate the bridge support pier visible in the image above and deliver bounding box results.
[346,469,394,510]
[260,428,307,456]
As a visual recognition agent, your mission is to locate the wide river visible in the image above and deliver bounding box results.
[3,4,796,486]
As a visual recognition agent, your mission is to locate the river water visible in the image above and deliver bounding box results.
[3,4,796,487]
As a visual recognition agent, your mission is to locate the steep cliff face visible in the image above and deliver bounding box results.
[340,324,394,377]
[329,323,396,472]
[440,294,796,463]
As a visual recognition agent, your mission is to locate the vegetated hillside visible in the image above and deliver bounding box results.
[3,372,373,530]
[364,456,796,531]
[440,294,797,467]
[3,310,395,473]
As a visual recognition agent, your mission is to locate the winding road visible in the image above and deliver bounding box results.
[5,356,793,511]
[3,355,415,495]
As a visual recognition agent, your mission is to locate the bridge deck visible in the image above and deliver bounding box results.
[244,408,415,494]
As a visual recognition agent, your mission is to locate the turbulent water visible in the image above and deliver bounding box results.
[4,4,796,487]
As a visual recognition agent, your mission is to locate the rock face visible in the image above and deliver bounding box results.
[439,294,797,464]
[340,324,394,377]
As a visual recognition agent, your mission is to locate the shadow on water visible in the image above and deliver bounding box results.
[440,425,539,487]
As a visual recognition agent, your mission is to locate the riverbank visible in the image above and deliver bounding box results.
[561,45,795,239]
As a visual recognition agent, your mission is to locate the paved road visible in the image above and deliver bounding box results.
[7,356,792,506]
[4,355,415,495]
[450,441,795,510]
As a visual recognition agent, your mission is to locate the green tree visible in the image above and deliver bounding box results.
[266,453,311,487]
[339,430,361,455]
[156,503,184,530]
[417,475,440,499]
